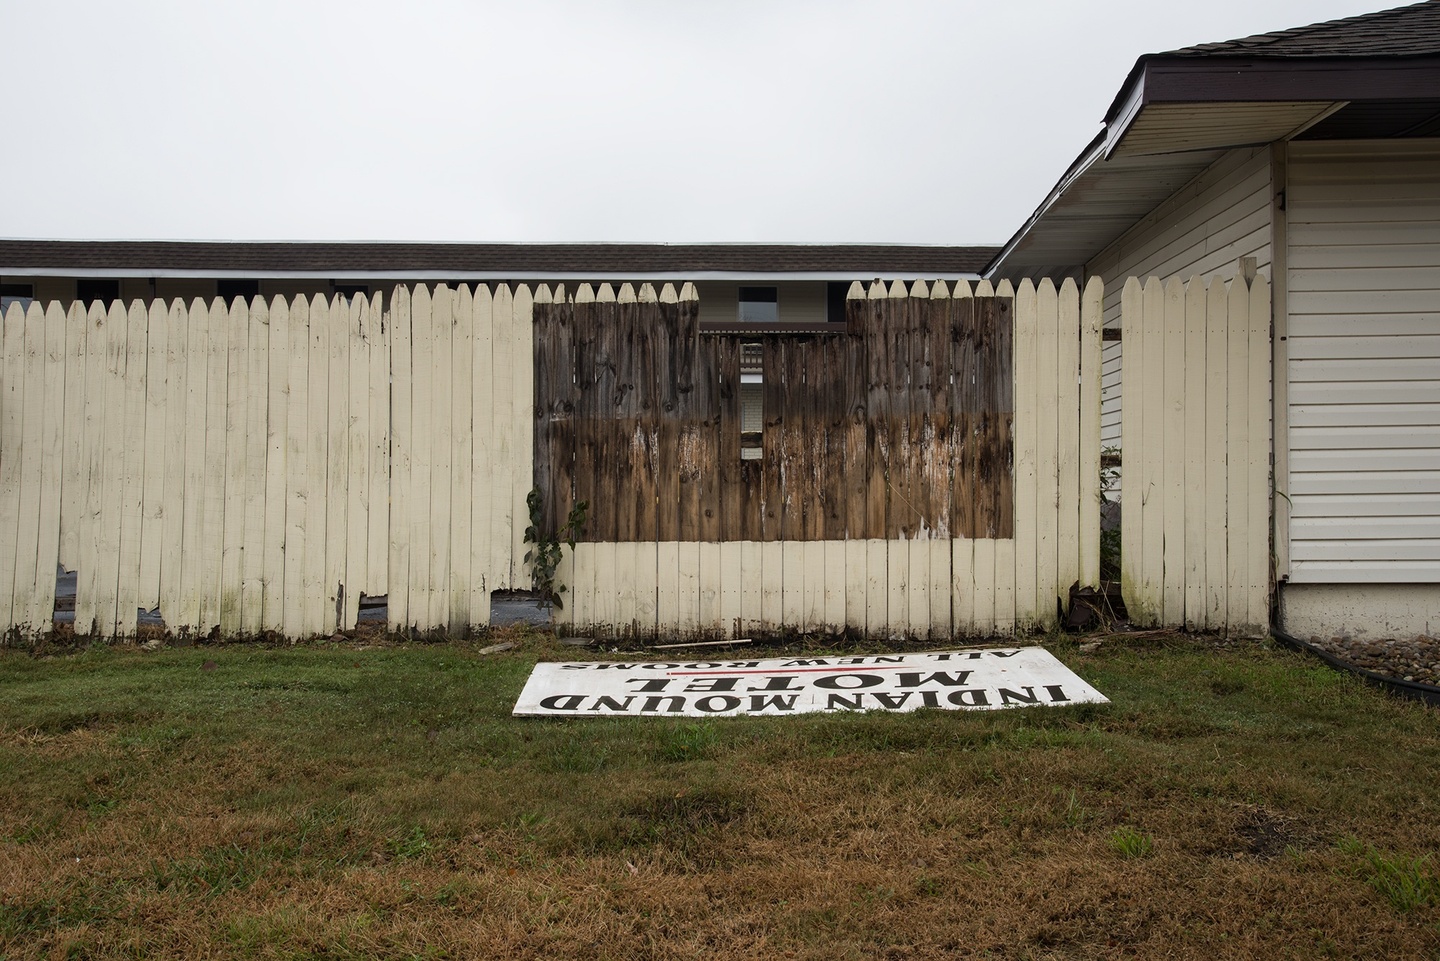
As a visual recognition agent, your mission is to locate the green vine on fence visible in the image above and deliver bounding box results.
[523,488,589,611]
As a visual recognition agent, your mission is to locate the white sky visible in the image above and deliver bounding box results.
[1,0,1394,247]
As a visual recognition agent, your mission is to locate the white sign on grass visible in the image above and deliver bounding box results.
[513,647,1108,717]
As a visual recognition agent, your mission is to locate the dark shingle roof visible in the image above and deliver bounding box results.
[1168,0,1440,59]
[0,240,997,275]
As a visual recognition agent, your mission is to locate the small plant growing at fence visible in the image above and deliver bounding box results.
[1099,446,1122,581]
[1107,825,1154,859]
[524,488,589,611]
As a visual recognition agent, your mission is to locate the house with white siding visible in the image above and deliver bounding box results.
[989,0,1440,640]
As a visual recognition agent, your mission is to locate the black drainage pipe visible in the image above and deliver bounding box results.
[1271,626,1440,708]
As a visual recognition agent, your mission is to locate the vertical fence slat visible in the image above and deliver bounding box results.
[489,283,515,591]
[1056,278,1081,610]
[1118,279,1143,624]
[720,539,743,637]
[366,292,389,603]
[32,302,66,631]
[1136,278,1165,626]
[513,285,535,590]
[408,285,433,629]
[1034,280,1060,631]
[0,304,29,631]
[468,284,491,624]
[262,296,289,633]
[1182,278,1208,629]
[241,297,270,636]
[449,285,473,631]
[1246,276,1272,635]
[428,285,453,630]
[1225,276,1252,633]
[217,297,247,635]
[321,294,348,634]
[136,300,167,614]
[343,295,369,631]
[952,540,974,635]
[283,296,311,637]
[700,541,723,636]
[1079,276,1103,589]
[159,300,188,625]
[115,300,148,637]
[304,294,331,637]
[1203,278,1229,629]
[175,300,207,634]
[58,302,88,576]
[740,539,764,635]
[13,304,46,633]
[1010,279,1038,629]
[1161,278,1187,625]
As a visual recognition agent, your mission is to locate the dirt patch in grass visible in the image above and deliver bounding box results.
[2,633,1438,959]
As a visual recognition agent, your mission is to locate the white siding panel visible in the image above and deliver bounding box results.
[1286,141,1440,584]
[1087,148,1273,469]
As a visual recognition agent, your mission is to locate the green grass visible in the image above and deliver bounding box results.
[1,631,1438,960]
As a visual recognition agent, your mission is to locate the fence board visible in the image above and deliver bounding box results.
[1161,278,1186,625]
[1225,277,1251,631]
[12,304,44,632]
[242,297,270,635]
[740,539,763,635]
[136,300,166,614]
[58,303,87,576]
[28,303,63,630]
[321,295,349,634]
[972,538,997,636]
[344,294,370,630]
[1033,280,1060,632]
[261,297,289,632]
[1182,278,1207,629]
[449,286,473,631]
[1011,280,1038,629]
[513,285,535,589]
[490,283,515,590]
[1056,278,1082,607]
[469,284,492,623]
[175,300,207,633]
[1136,278,1166,626]
[1204,278,1229,628]
[159,300,188,625]
[0,303,24,630]
[428,285,453,630]
[1246,277,1271,634]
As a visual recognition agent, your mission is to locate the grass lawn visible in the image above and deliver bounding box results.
[1,631,1438,960]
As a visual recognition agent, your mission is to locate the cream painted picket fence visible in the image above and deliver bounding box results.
[1119,274,1271,636]
[0,278,1108,641]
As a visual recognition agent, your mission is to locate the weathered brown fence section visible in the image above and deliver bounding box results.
[534,280,1014,542]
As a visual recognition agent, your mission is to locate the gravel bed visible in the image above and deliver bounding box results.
[1303,634,1440,687]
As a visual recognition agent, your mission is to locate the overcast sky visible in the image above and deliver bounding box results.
[2,0,1394,247]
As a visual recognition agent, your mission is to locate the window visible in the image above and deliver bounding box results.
[76,279,120,306]
[739,341,763,461]
[0,283,33,312]
[332,282,370,301]
[737,286,778,324]
[217,279,260,300]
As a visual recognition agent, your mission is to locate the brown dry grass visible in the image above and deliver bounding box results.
[2,632,1438,959]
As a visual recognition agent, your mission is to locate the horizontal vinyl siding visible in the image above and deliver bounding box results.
[1286,140,1440,584]
[1086,147,1274,456]
[694,280,829,327]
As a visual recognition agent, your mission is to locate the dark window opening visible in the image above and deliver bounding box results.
[76,279,120,306]
[217,279,261,300]
[0,283,34,312]
[738,286,779,324]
